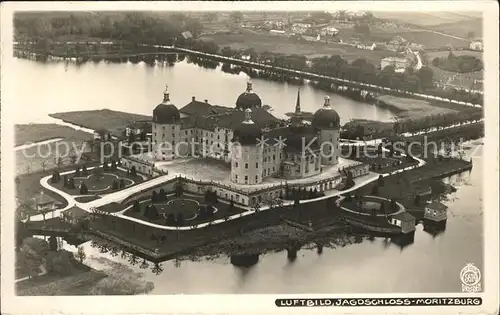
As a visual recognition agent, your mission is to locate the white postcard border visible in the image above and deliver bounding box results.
[1,1,498,315]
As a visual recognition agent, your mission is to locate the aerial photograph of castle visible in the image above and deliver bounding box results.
[5,7,488,298]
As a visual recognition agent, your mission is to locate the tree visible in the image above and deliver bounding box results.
[74,246,86,263]
[414,194,421,206]
[175,181,184,197]
[416,66,434,90]
[132,200,141,212]
[353,23,370,34]
[40,160,47,172]
[252,203,260,213]
[229,11,244,24]
[377,175,384,187]
[80,182,88,194]
[49,236,58,251]
[205,12,218,23]
[96,127,109,141]
[17,250,42,279]
[22,237,49,259]
[51,171,60,183]
[69,152,78,165]
[151,263,164,275]
[128,132,135,145]
[159,188,166,201]
[53,154,63,168]
[176,213,184,226]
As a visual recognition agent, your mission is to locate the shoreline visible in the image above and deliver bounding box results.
[13,42,483,107]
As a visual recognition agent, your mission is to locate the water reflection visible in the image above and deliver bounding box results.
[390,232,415,251]
[24,153,481,294]
[11,58,395,125]
[423,220,447,238]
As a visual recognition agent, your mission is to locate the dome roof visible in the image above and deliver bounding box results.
[236,81,262,110]
[153,85,180,124]
[312,96,340,130]
[232,109,262,145]
[153,104,180,124]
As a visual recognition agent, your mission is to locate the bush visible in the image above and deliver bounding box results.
[46,250,77,276]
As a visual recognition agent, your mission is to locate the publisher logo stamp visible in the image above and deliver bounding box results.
[460,263,481,293]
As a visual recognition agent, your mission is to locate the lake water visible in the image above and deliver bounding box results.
[11,58,395,125]
[61,145,483,294]
[14,58,483,293]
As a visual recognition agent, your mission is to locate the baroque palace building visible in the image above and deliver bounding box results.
[150,81,341,185]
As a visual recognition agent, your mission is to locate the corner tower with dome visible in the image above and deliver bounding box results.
[312,95,341,165]
[236,81,262,110]
[152,85,182,160]
[230,109,264,185]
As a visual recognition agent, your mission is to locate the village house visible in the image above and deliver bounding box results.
[320,26,339,36]
[424,201,448,222]
[389,211,416,234]
[61,206,90,225]
[125,121,152,137]
[291,23,312,35]
[356,42,377,50]
[264,20,285,30]
[380,56,410,72]
[269,29,287,36]
[408,42,424,51]
[469,41,483,51]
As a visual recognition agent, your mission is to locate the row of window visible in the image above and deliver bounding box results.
[234,174,260,184]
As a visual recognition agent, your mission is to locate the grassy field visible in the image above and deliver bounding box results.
[426,50,483,60]
[429,65,483,90]
[375,95,458,120]
[16,139,90,176]
[199,32,395,64]
[384,30,469,48]
[15,124,91,147]
[426,19,483,39]
[49,109,152,136]
[373,12,481,27]
[15,161,99,204]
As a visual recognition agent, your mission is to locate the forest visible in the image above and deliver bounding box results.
[432,52,483,73]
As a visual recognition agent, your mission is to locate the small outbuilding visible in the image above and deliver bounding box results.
[389,211,416,234]
[61,206,89,225]
[424,201,448,222]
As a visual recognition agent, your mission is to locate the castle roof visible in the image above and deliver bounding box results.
[179,98,230,117]
[426,201,448,211]
[180,107,281,131]
[33,191,56,206]
[263,125,320,153]
[391,211,415,222]
[232,109,262,146]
